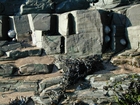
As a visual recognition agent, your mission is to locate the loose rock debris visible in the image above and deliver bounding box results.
[8,55,105,105]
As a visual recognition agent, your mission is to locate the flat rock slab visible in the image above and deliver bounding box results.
[6,48,42,59]
[42,35,62,54]
[19,64,54,75]
[0,64,17,77]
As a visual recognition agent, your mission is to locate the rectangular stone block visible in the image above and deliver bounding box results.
[13,15,31,41]
[59,9,102,36]
[66,33,102,57]
[42,35,62,54]
[28,14,51,31]
[33,30,62,54]
[126,4,140,26]
[126,25,140,50]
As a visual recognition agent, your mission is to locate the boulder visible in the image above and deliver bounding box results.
[19,64,54,75]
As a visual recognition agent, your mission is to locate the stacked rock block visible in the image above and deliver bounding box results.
[27,10,103,57]
[60,10,103,57]
[126,26,140,50]
[12,15,31,41]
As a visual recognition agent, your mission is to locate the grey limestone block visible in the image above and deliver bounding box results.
[126,25,140,50]
[126,4,140,26]
[42,35,62,54]
[73,10,102,34]
[28,14,51,31]
[66,33,102,57]
[13,15,31,41]
[59,9,103,36]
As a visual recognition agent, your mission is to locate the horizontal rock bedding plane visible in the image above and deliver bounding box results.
[0,0,140,105]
